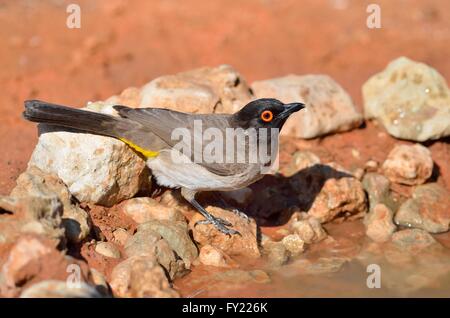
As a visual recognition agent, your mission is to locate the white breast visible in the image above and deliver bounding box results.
[146,150,264,191]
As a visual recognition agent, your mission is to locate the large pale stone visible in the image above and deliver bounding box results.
[251,75,363,138]
[104,65,252,114]
[363,57,450,141]
[28,125,148,207]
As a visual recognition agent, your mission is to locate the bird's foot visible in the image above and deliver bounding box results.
[195,215,241,236]
[230,208,251,223]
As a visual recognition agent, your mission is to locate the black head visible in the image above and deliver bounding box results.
[231,98,305,130]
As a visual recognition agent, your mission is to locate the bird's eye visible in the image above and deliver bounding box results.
[260,110,273,122]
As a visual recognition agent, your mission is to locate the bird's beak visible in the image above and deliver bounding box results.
[279,102,305,118]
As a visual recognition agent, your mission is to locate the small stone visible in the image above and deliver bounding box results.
[351,148,361,159]
[199,245,230,267]
[95,242,121,259]
[20,280,101,298]
[109,255,179,298]
[190,206,260,259]
[124,228,161,257]
[120,197,185,224]
[308,177,367,223]
[382,144,433,185]
[364,204,396,243]
[112,228,132,246]
[281,234,305,256]
[138,220,198,268]
[364,160,379,172]
[290,216,327,244]
[264,241,290,266]
[252,75,363,138]
[352,168,365,181]
[363,57,450,141]
[124,227,183,279]
[362,172,396,211]
[395,183,450,233]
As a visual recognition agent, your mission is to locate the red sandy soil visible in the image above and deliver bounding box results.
[0,0,449,297]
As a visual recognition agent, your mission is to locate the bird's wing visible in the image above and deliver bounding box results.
[114,106,253,176]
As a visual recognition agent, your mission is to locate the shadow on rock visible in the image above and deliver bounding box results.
[205,164,353,227]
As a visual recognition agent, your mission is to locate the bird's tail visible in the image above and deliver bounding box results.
[23,100,125,137]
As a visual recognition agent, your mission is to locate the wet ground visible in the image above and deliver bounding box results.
[175,220,450,298]
[1,0,449,297]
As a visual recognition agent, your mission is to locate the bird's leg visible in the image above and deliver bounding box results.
[214,193,251,223]
[181,188,241,236]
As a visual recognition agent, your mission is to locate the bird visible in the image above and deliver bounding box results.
[23,98,304,235]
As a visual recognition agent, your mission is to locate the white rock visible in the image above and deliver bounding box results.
[290,216,327,244]
[281,234,305,256]
[251,74,363,138]
[199,245,230,267]
[95,242,121,259]
[363,57,450,141]
[28,126,148,206]
[138,64,252,114]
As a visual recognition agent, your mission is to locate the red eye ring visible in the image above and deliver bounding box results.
[261,110,273,122]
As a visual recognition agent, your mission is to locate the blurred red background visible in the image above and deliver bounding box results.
[0,0,449,194]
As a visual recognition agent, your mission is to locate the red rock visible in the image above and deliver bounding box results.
[308,177,367,223]
[190,206,260,259]
[382,144,433,185]
[364,203,396,242]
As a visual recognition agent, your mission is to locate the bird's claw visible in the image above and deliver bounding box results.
[231,208,251,223]
[195,215,241,236]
